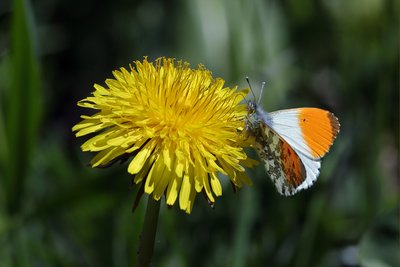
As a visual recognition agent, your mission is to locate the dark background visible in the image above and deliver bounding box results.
[0,0,398,266]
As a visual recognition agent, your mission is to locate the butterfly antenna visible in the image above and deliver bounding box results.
[246,76,256,101]
[258,81,266,105]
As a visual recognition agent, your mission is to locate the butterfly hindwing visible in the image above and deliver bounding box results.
[253,121,307,196]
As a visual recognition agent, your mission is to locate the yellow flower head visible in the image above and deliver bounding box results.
[72,57,255,213]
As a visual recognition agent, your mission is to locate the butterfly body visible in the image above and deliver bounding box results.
[246,101,340,195]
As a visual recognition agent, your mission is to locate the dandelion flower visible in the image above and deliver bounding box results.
[72,57,255,213]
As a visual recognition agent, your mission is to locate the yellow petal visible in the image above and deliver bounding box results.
[75,122,113,137]
[202,172,215,203]
[144,159,158,194]
[91,147,125,167]
[107,131,140,147]
[175,158,184,177]
[179,173,191,211]
[128,140,156,174]
[125,137,148,153]
[208,159,227,175]
[185,185,197,214]
[166,169,181,206]
[163,145,173,171]
[133,154,156,184]
[210,172,222,196]
[93,84,110,95]
[194,162,204,192]
[153,157,170,200]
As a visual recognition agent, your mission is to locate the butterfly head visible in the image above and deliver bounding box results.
[245,77,267,128]
[245,101,262,135]
[247,100,257,115]
[244,78,272,137]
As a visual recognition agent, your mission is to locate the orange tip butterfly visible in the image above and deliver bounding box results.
[245,78,340,196]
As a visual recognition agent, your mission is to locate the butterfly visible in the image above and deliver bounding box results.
[245,79,340,196]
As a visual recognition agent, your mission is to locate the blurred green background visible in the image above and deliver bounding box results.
[0,0,398,266]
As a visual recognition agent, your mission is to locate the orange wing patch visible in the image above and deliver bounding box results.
[298,108,340,158]
[280,141,305,187]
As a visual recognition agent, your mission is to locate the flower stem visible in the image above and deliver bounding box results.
[137,197,160,267]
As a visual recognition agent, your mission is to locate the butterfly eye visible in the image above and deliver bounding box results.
[247,102,257,114]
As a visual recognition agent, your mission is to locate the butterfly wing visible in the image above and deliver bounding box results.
[267,108,340,193]
[247,105,340,195]
[253,121,307,195]
[268,108,340,159]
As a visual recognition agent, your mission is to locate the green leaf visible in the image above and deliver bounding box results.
[4,0,42,213]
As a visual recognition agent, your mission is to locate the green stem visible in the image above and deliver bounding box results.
[137,197,160,267]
